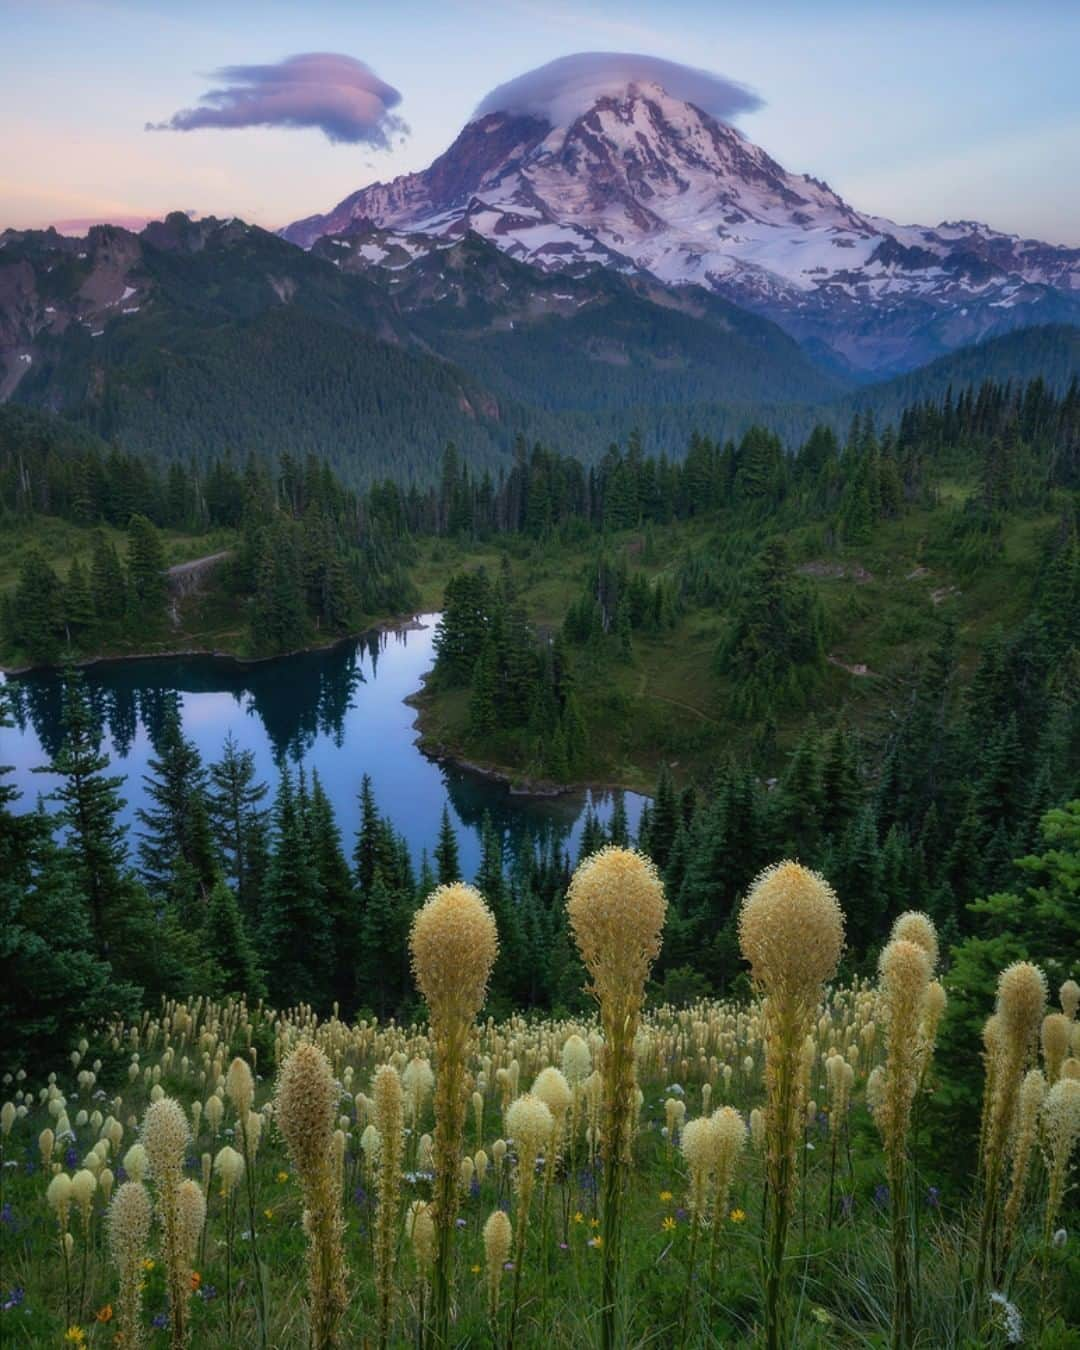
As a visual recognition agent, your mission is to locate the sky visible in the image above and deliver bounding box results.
[1,0,1078,244]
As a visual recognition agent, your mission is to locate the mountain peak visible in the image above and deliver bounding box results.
[282,56,1080,374]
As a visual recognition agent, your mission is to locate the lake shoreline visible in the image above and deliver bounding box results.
[0,612,430,678]
[406,669,651,801]
[4,610,649,803]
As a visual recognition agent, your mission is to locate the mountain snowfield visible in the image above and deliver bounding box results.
[284,79,1080,374]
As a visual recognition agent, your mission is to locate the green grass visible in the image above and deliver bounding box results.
[0,518,236,595]
[410,492,1062,791]
[1,986,1076,1347]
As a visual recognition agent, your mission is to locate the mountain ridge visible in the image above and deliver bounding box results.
[282,81,1080,375]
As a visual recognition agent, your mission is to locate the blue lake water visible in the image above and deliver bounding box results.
[1,614,646,877]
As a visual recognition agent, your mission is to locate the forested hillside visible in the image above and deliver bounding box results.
[2,358,1078,1350]
[3,216,1078,481]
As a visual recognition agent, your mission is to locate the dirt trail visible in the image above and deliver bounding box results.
[635,672,721,725]
[168,550,231,578]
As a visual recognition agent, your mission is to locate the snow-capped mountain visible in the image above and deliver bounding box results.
[283,80,1080,374]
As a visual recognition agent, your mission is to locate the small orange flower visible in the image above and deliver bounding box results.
[190,1272,201,1292]
[96,1304,114,1323]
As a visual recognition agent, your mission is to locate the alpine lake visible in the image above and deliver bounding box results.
[1,614,646,877]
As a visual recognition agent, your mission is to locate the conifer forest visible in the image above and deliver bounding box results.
[2,14,1080,1344]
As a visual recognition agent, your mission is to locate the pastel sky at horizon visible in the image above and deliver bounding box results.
[1,0,1078,244]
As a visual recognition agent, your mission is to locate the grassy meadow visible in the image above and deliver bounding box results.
[2,862,1077,1349]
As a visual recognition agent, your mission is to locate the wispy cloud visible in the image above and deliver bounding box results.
[148,52,408,147]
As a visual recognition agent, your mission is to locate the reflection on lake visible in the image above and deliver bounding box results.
[1,616,646,876]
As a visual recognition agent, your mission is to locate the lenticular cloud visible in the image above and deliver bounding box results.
[148,53,408,147]
[474,52,762,126]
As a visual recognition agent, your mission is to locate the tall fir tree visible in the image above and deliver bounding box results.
[434,804,461,885]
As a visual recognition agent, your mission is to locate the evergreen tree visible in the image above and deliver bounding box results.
[469,638,499,738]
[64,556,96,647]
[645,765,680,872]
[34,672,155,973]
[126,513,168,626]
[203,877,266,1000]
[9,550,65,662]
[207,732,269,914]
[137,707,217,913]
[608,794,630,847]
[776,724,825,857]
[307,770,360,1013]
[90,530,127,623]
[1,693,137,1071]
[358,867,408,1018]
[260,767,331,1008]
[434,805,461,885]
[830,807,884,953]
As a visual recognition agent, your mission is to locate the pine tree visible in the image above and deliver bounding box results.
[358,867,407,1017]
[830,807,884,952]
[820,728,860,841]
[126,513,168,626]
[1,692,138,1071]
[90,530,127,623]
[608,795,630,848]
[354,773,396,895]
[434,804,461,885]
[34,672,154,970]
[137,708,217,913]
[578,810,606,861]
[204,877,266,1000]
[647,765,680,872]
[64,556,96,647]
[10,550,65,663]
[469,638,499,739]
[307,771,360,1013]
[260,767,331,1008]
[776,724,825,858]
[207,732,269,913]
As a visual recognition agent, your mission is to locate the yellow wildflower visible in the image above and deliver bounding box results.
[730,1208,746,1224]
[64,1330,86,1346]
[572,1211,584,1224]
[470,1263,482,1274]
[588,1235,603,1248]
[661,1216,677,1232]
[659,1190,673,1202]
[141,1258,155,1272]
[277,1171,289,1183]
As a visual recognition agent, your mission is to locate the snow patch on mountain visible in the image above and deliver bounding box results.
[283,62,1080,373]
